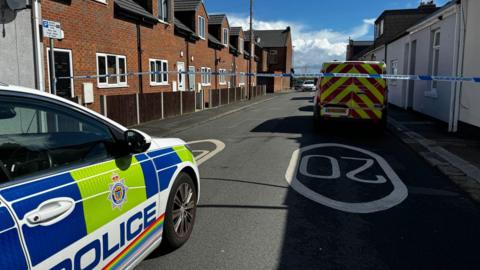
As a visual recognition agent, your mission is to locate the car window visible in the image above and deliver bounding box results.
[0,95,116,183]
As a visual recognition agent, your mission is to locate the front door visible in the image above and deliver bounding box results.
[177,62,186,91]
[0,94,160,269]
[47,48,74,100]
[189,66,196,91]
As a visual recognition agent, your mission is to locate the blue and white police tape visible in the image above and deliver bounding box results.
[57,71,480,83]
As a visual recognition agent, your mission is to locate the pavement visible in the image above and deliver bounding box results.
[136,91,480,270]
[388,106,480,202]
[134,94,277,137]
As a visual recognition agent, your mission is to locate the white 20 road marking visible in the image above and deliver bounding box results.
[300,156,387,184]
[286,143,408,214]
[187,139,225,166]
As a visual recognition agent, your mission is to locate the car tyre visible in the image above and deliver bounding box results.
[162,172,197,251]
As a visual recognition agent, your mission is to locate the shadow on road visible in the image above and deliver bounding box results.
[291,97,314,101]
[250,110,480,269]
[298,105,313,112]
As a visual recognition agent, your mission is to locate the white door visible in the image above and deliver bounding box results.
[189,66,196,91]
[177,62,186,91]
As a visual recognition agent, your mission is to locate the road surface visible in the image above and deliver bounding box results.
[138,92,480,270]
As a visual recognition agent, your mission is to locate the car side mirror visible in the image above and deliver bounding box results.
[124,129,152,154]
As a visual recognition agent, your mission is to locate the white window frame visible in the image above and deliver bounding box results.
[223,28,229,46]
[46,48,75,97]
[96,53,128,88]
[380,20,384,36]
[219,69,227,85]
[158,0,169,22]
[149,59,169,86]
[198,16,206,39]
[201,67,211,86]
[426,29,441,98]
[93,0,107,4]
[239,37,244,54]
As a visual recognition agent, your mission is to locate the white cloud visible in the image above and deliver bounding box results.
[228,15,375,72]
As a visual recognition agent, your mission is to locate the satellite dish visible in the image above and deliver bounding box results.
[6,0,27,10]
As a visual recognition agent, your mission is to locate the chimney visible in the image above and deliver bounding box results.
[419,0,437,9]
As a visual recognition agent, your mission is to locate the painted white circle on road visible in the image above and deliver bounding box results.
[187,139,225,166]
[285,143,408,214]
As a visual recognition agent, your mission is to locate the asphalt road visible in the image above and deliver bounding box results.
[137,92,480,270]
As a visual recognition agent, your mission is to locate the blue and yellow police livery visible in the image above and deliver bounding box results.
[0,85,200,269]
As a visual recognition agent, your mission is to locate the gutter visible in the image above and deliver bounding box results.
[452,0,467,132]
[31,0,45,91]
[449,2,461,132]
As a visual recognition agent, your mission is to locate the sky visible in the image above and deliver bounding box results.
[203,0,450,72]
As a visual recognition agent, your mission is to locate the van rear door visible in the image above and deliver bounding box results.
[319,63,354,117]
[350,63,386,121]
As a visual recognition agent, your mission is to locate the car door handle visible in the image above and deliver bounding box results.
[26,198,75,226]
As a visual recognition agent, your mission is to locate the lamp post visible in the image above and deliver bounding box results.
[249,0,254,100]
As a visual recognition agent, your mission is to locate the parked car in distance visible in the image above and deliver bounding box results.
[294,80,304,90]
[301,80,317,92]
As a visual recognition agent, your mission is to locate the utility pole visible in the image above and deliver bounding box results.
[249,0,254,100]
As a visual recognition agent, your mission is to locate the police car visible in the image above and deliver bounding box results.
[0,84,200,269]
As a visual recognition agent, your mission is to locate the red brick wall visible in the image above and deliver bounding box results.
[43,0,141,112]
[43,0,268,114]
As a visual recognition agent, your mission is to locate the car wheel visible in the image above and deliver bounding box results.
[162,172,197,250]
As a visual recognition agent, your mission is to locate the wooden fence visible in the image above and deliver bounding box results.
[100,85,267,127]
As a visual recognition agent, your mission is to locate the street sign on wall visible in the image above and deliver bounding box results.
[42,20,62,39]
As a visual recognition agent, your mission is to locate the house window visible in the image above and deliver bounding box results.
[96,53,127,87]
[269,49,278,65]
[219,69,227,85]
[149,59,168,85]
[390,60,398,85]
[198,16,206,39]
[201,67,211,86]
[158,0,168,22]
[223,28,229,46]
[375,19,384,38]
[239,38,244,54]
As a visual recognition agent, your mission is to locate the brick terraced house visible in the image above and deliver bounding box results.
[26,0,292,121]
[250,27,293,93]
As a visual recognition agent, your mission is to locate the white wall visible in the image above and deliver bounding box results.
[459,0,480,128]
[409,12,456,123]
[0,7,36,88]
[386,35,409,108]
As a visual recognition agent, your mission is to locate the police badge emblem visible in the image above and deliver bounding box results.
[108,173,128,209]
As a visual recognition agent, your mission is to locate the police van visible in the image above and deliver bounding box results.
[313,61,388,129]
[0,84,200,269]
